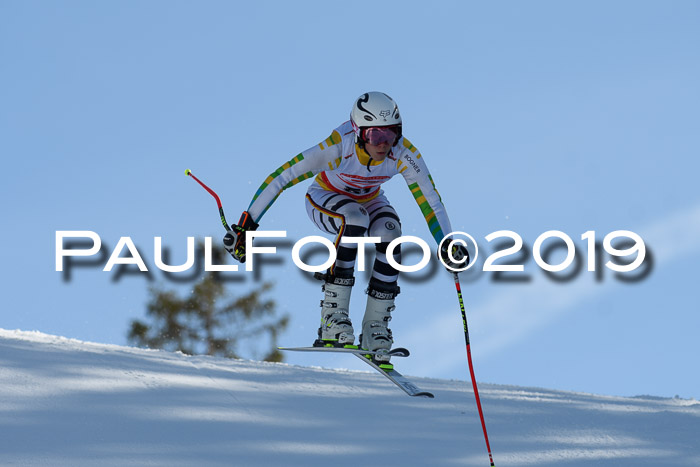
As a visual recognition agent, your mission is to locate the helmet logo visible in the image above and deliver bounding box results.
[379,109,391,120]
[357,94,377,120]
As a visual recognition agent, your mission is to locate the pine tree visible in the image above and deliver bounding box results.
[128,252,289,362]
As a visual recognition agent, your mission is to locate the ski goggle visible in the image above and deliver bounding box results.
[361,125,401,146]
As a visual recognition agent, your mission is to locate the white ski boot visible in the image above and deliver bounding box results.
[315,277,356,348]
[360,284,399,367]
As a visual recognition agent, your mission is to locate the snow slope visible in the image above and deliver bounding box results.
[1,329,698,467]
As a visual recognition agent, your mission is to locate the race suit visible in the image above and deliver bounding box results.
[246,120,454,287]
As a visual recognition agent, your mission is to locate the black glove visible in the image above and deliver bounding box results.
[439,241,470,270]
[223,211,259,263]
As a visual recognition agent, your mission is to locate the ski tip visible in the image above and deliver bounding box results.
[185,168,191,176]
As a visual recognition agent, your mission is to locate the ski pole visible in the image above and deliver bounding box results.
[185,169,231,231]
[453,272,496,466]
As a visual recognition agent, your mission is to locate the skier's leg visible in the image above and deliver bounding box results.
[305,187,370,275]
[305,186,370,347]
[365,197,402,286]
[360,196,402,361]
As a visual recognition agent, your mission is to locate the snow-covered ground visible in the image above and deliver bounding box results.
[1,329,698,466]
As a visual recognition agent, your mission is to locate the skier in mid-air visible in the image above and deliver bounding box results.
[224,92,468,369]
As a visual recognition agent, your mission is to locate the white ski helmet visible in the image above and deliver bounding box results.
[350,92,402,147]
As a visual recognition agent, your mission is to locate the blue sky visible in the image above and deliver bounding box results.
[1,1,698,398]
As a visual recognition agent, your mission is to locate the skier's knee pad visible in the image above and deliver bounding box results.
[340,204,370,231]
[369,216,402,243]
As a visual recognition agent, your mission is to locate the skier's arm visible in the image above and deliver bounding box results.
[397,138,454,245]
[246,130,344,223]
[224,131,343,263]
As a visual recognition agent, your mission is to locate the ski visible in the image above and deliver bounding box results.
[353,353,434,398]
[279,345,432,398]
[279,345,409,358]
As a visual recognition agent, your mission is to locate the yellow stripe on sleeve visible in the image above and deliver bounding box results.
[402,137,418,153]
